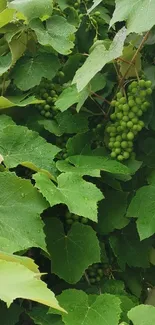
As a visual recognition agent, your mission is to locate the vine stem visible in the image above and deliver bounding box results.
[118,30,150,89]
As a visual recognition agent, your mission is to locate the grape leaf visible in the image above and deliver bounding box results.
[119,45,141,78]
[28,306,63,325]
[110,0,155,35]
[127,185,155,240]
[0,124,60,175]
[0,251,39,273]
[8,0,53,21]
[0,8,15,28]
[39,110,89,136]
[128,305,155,325]
[98,190,129,235]
[45,218,100,284]
[109,224,151,270]
[55,289,121,325]
[0,114,15,129]
[56,160,100,177]
[55,84,89,112]
[87,0,103,14]
[72,27,126,91]
[0,94,42,109]
[0,0,6,12]
[0,301,23,325]
[30,16,76,55]
[12,53,60,91]
[0,52,12,76]
[9,32,27,65]
[33,172,103,221]
[0,259,65,312]
[0,172,48,253]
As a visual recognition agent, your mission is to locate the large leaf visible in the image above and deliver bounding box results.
[128,305,155,325]
[0,172,48,253]
[54,289,121,325]
[127,185,155,240]
[30,16,76,55]
[28,306,63,325]
[110,0,155,35]
[109,224,151,270]
[12,53,60,91]
[0,124,60,174]
[0,259,65,312]
[98,190,129,235]
[8,0,53,21]
[72,27,126,91]
[0,250,39,273]
[0,8,15,28]
[33,172,103,222]
[0,94,42,109]
[45,218,100,284]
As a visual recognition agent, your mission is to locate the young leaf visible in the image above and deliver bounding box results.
[128,305,155,325]
[55,289,121,325]
[0,172,48,253]
[28,306,63,325]
[0,8,15,28]
[127,185,155,240]
[30,16,76,55]
[0,259,65,312]
[109,224,151,270]
[45,218,100,284]
[110,0,155,34]
[72,27,126,91]
[12,53,60,91]
[0,250,39,273]
[98,190,129,235]
[0,124,60,174]
[8,0,53,21]
[33,172,103,221]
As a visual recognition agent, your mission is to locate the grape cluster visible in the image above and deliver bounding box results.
[107,80,152,161]
[65,211,88,226]
[87,263,113,284]
[56,135,69,160]
[36,77,63,119]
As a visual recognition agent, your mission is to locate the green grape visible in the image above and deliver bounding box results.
[123,151,130,159]
[47,96,53,103]
[116,112,123,119]
[111,152,117,158]
[131,81,138,88]
[116,135,122,141]
[117,126,122,132]
[131,106,138,113]
[139,120,145,127]
[96,276,101,282]
[119,97,126,104]
[128,99,135,107]
[122,116,129,122]
[137,109,143,117]
[90,278,96,284]
[128,141,133,148]
[110,137,116,142]
[117,155,124,161]
[121,141,128,149]
[122,132,127,139]
[127,132,134,140]
[127,121,133,128]
[41,109,46,115]
[132,117,138,124]
[133,125,138,131]
[44,104,50,110]
[139,79,146,88]
[58,71,65,78]
[107,126,112,133]
[40,88,46,94]
[110,132,116,137]
[72,214,79,221]
[81,217,88,224]
[135,97,142,105]
[116,92,123,99]
[145,80,152,88]
[97,269,103,276]
[139,90,146,97]
[146,88,152,95]
[122,104,129,111]
[115,148,121,154]
[42,92,48,99]
[110,113,116,120]
[94,11,101,16]
[114,141,121,148]
[128,112,135,119]
[131,87,137,94]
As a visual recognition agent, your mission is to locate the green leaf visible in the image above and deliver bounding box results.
[28,306,63,325]
[0,8,15,28]
[56,289,121,325]
[119,45,141,78]
[0,52,12,76]
[55,84,89,112]
[0,94,42,109]
[0,114,15,129]
[30,16,76,55]
[8,0,53,21]
[101,279,126,296]
[39,110,89,136]
[110,0,155,34]
[0,124,60,174]
[0,172,48,253]
[87,0,103,14]
[56,160,100,177]
[127,185,155,240]
[72,27,126,91]
[0,259,65,312]
[12,53,60,91]
[128,305,155,325]
[98,190,129,235]
[45,218,100,284]
[0,250,39,273]
[0,301,23,325]
[0,0,7,12]
[33,172,103,221]
[110,224,151,270]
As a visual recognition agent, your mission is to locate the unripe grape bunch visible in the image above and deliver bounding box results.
[35,77,62,119]
[87,263,105,284]
[56,135,69,160]
[106,79,152,161]
[65,211,88,226]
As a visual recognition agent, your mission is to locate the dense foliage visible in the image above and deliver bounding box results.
[1,0,155,324]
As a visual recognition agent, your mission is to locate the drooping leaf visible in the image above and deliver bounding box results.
[45,218,100,284]
[28,306,63,325]
[0,124,60,175]
[0,8,15,28]
[0,172,48,253]
[127,184,155,240]
[0,52,12,76]
[110,0,155,35]
[98,190,129,235]
[30,16,76,55]
[109,224,151,270]
[8,0,53,21]
[0,301,23,325]
[0,251,39,273]
[54,289,121,325]
[72,27,126,91]
[33,172,103,222]
[0,94,42,109]
[128,305,155,325]
[0,259,65,312]
[9,32,27,65]
[12,53,60,91]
